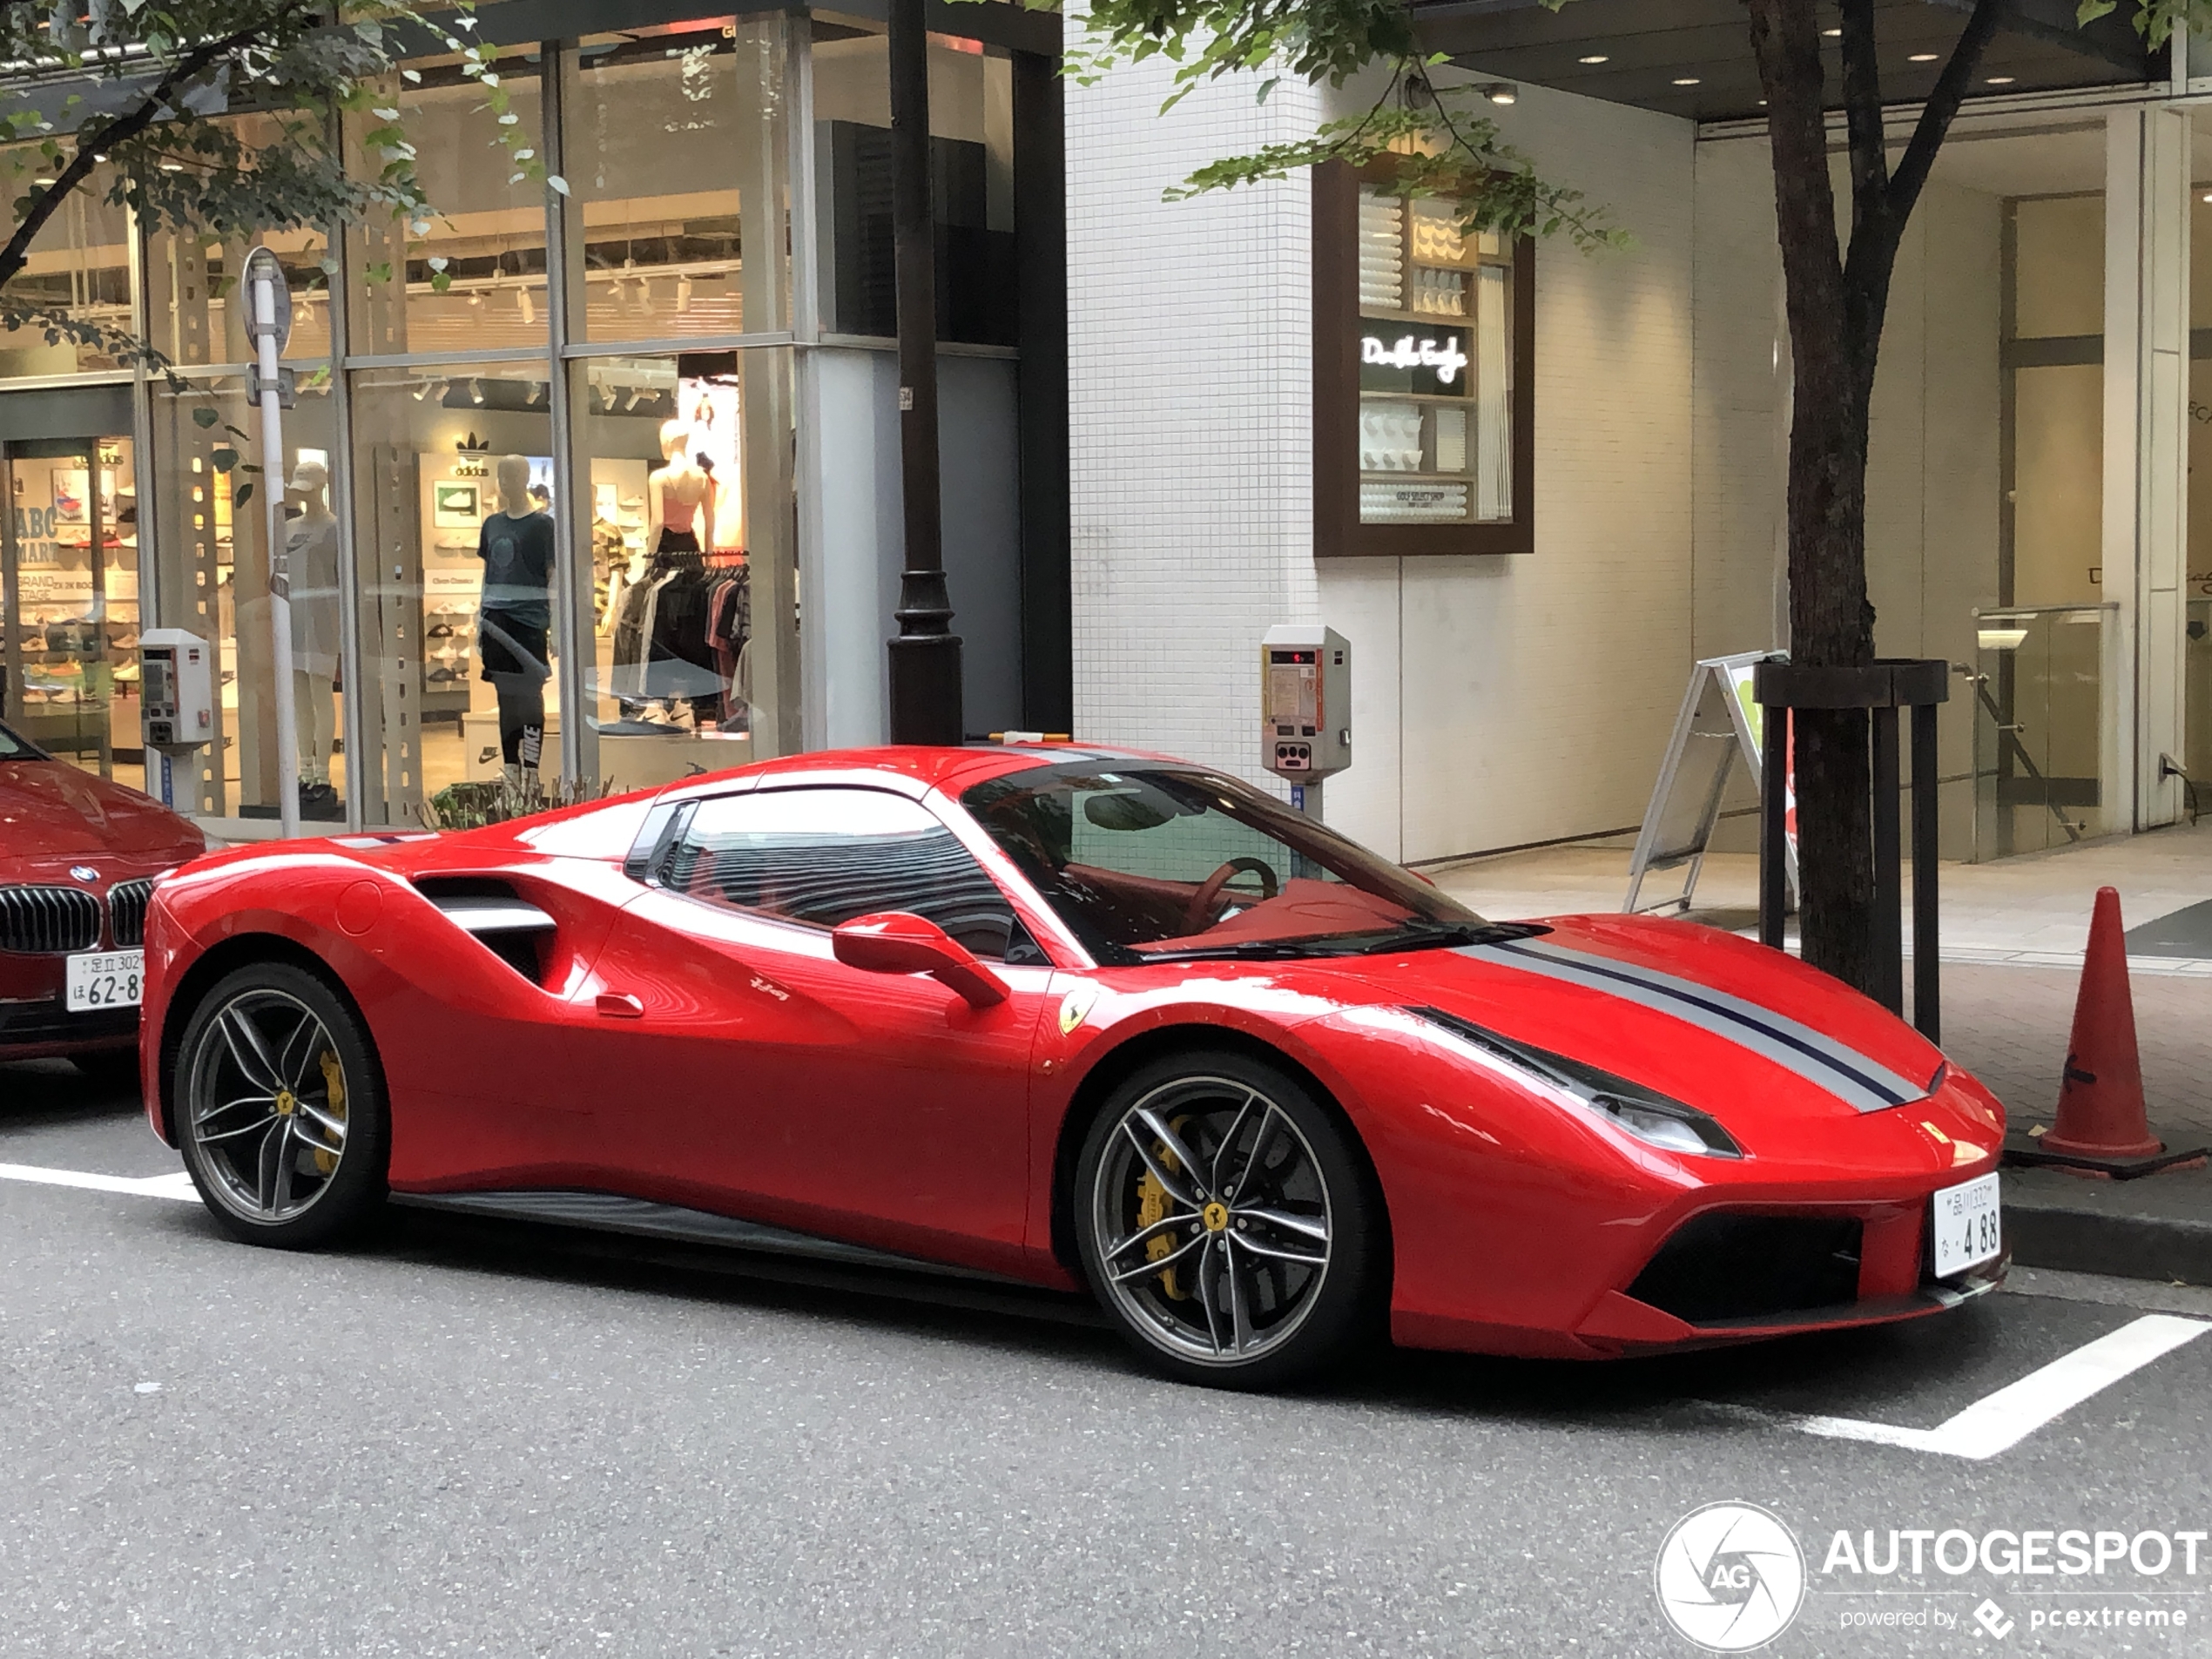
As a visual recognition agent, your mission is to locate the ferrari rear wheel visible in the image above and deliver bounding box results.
[174,961,388,1248]
[1075,1051,1380,1389]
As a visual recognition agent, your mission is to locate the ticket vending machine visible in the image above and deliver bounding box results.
[1260,624,1350,818]
[139,630,214,811]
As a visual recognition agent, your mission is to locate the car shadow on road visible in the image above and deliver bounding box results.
[134,1192,2034,1426]
[0,1058,143,1129]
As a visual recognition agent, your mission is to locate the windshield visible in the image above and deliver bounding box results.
[962,763,1527,964]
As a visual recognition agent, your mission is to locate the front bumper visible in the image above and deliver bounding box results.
[0,992,138,1058]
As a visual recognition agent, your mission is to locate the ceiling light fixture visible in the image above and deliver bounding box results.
[518,287,536,325]
[1821,26,1840,37]
[1673,76,1700,85]
[467,378,486,407]
[1986,74,2014,84]
[1577,53,1608,64]
[675,274,693,314]
[1480,82,1517,105]
[411,379,435,401]
[1909,51,1939,61]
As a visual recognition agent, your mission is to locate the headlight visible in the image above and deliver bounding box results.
[1407,1006,1743,1159]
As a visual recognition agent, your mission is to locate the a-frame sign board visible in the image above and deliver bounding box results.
[1624,651,1798,915]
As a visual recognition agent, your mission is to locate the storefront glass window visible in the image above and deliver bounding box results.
[347,52,550,357]
[811,24,1015,345]
[1,435,143,789]
[0,152,133,374]
[150,371,339,819]
[567,20,790,342]
[143,116,334,368]
[573,345,796,791]
[349,361,556,826]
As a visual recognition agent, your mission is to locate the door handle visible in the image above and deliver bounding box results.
[596,992,644,1019]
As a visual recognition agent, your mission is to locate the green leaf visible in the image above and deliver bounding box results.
[192,406,219,428]
[212,446,239,470]
[233,481,253,509]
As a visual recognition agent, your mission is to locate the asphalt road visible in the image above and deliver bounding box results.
[4,1057,2211,1659]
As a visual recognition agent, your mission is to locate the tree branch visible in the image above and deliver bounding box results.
[1838,0,1889,254]
[1885,0,2004,228]
[0,10,286,289]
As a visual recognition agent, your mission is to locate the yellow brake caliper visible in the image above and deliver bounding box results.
[314,1052,347,1174]
[1136,1118,1192,1300]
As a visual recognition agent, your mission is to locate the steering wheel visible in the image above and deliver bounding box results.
[1183,857,1280,932]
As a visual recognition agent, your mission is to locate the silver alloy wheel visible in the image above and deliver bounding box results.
[184,988,351,1224]
[1090,1075,1333,1366]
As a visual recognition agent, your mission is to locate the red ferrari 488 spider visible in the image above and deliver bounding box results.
[140,745,2007,1386]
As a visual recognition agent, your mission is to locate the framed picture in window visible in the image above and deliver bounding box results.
[1313,161,1534,556]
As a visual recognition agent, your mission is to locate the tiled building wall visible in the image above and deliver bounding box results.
[1323,84,1700,864]
[1069,61,1703,860]
[1064,24,1325,779]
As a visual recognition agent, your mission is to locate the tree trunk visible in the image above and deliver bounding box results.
[1743,0,2001,997]
[1749,0,1881,993]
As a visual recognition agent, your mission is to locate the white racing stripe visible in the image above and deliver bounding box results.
[1716,1314,2210,1460]
[0,1162,199,1203]
[1463,937,1927,1113]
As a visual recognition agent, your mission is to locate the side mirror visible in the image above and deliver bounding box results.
[832,912,1009,1008]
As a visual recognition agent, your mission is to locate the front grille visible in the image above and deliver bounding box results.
[107,877,156,948]
[1627,1212,1865,1325]
[0,886,102,954]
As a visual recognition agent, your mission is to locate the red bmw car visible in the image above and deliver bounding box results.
[1,717,204,1084]
[139,745,2007,1386]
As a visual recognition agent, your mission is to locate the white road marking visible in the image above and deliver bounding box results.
[1716,1315,2211,1460]
[0,1162,199,1203]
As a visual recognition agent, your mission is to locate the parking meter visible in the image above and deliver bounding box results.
[1261,624,1350,818]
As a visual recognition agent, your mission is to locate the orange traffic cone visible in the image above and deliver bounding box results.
[2004,887,2209,1178]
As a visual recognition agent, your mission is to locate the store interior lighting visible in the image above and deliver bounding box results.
[676,274,693,314]
[467,378,486,406]
[1480,83,1517,105]
[518,287,536,325]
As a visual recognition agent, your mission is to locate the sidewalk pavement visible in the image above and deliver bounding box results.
[1426,823,2212,1286]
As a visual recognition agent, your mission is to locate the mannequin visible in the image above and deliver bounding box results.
[646,417,713,552]
[476,454,555,779]
[285,461,343,819]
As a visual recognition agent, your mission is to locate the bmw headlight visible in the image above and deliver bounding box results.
[1408,1006,1743,1159]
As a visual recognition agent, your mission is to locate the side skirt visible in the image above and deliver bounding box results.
[390,1187,1039,1288]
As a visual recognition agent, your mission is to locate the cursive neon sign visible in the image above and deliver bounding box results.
[1361,333,1469,385]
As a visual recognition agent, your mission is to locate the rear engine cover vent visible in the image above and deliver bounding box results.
[413,876,557,985]
[1627,1212,1865,1326]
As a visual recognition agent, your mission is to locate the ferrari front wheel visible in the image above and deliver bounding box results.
[1075,1051,1381,1389]
[174,961,388,1248]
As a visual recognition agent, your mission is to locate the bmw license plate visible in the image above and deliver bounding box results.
[65,948,144,1013]
[1932,1172,2002,1278]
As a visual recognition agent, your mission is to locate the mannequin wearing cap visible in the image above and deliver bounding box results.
[285,460,342,818]
[476,453,555,779]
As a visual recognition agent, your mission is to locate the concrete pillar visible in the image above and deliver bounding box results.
[2105,105,2190,830]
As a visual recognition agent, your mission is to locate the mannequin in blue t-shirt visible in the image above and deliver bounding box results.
[477,454,555,778]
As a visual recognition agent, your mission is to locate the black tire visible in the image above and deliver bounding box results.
[1073,1048,1382,1390]
[69,1046,142,1095]
[172,961,388,1248]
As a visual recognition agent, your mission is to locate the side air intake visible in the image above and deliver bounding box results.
[412,877,557,984]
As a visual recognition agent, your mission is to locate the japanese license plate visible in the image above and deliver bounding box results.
[1932,1172,2002,1278]
[65,949,144,1013]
